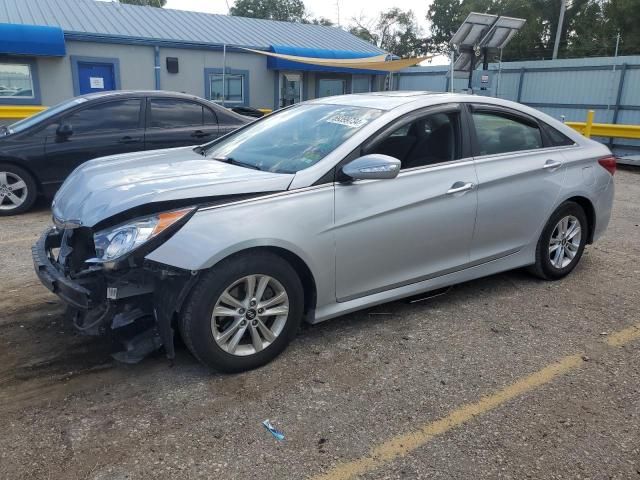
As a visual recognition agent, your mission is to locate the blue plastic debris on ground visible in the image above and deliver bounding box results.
[262,419,285,441]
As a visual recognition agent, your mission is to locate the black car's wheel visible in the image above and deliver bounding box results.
[0,163,37,216]
[180,251,304,373]
[529,201,588,280]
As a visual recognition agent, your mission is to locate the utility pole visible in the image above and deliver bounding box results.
[552,0,566,60]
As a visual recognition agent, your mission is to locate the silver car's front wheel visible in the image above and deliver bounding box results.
[180,251,304,372]
[211,275,290,356]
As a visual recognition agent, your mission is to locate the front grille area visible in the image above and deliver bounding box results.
[58,227,96,275]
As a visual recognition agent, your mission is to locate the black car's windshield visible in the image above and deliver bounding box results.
[8,97,89,134]
[204,104,383,174]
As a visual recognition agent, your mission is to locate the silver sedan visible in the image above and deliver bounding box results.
[35,92,615,372]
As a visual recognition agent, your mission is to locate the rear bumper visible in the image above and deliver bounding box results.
[592,176,615,243]
[32,228,93,309]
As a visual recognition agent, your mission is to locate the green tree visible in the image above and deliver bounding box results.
[427,0,639,61]
[229,0,307,22]
[349,8,429,57]
[119,0,166,6]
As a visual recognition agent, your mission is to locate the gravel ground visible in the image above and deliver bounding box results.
[0,169,638,480]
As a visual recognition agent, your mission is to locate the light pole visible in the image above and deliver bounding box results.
[552,0,566,60]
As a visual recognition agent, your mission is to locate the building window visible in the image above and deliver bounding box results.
[0,63,35,99]
[209,73,244,103]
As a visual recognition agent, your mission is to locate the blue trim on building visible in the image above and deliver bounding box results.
[203,67,250,107]
[0,57,42,105]
[154,46,161,90]
[0,23,65,56]
[70,56,121,96]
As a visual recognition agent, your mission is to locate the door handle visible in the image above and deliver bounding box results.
[446,182,475,195]
[191,130,210,138]
[543,159,562,170]
[119,136,140,144]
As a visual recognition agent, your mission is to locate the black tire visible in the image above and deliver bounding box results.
[180,251,304,373]
[0,163,38,216]
[529,201,588,280]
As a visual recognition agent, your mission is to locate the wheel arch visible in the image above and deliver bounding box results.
[206,246,318,319]
[564,195,596,244]
[0,157,42,193]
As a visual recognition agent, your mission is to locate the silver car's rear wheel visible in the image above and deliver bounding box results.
[211,274,290,356]
[529,201,588,280]
[548,215,582,269]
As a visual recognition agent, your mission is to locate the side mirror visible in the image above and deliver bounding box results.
[341,154,401,181]
[56,124,73,138]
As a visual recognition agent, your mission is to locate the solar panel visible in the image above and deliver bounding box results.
[449,12,525,74]
[450,13,498,49]
[478,16,527,49]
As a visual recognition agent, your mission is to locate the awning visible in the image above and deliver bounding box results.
[247,45,428,74]
[0,23,66,56]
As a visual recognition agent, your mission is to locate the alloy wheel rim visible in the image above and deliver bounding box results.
[0,171,28,210]
[549,215,581,269]
[211,274,289,356]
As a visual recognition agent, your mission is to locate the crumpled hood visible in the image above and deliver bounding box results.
[52,147,294,227]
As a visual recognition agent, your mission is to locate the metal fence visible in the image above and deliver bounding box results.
[394,55,640,159]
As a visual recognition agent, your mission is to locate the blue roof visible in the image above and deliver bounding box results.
[0,0,385,54]
[268,45,387,74]
[0,23,66,56]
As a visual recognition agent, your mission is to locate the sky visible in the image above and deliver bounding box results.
[163,0,447,64]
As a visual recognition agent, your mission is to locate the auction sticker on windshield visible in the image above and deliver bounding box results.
[327,113,370,129]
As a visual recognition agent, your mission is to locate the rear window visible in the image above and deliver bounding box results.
[542,122,575,147]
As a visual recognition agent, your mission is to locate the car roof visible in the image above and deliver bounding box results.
[307,91,456,110]
[77,90,209,102]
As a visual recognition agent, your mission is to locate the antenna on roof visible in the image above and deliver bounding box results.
[449,12,525,94]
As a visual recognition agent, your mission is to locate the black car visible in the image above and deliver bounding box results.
[0,90,248,215]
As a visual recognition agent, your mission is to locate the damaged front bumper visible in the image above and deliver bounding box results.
[32,227,198,362]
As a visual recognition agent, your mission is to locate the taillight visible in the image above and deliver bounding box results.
[597,155,616,175]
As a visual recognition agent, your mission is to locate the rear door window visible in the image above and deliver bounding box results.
[472,111,543,156]
[149,99,204,128]
[203,106,218,125]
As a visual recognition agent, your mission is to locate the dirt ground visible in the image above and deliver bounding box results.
[0,169,639,480]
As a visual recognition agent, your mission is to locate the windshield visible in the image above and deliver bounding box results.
[8,97,89,134]
[204,104,383,174]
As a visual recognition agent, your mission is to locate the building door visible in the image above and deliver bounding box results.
[280,72,302,107]
[77,62,116,95]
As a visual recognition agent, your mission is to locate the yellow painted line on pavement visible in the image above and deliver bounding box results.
[311,322,640,480]
[606,323,640,347]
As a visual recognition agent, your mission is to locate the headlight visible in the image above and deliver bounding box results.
[92,208,193,263]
